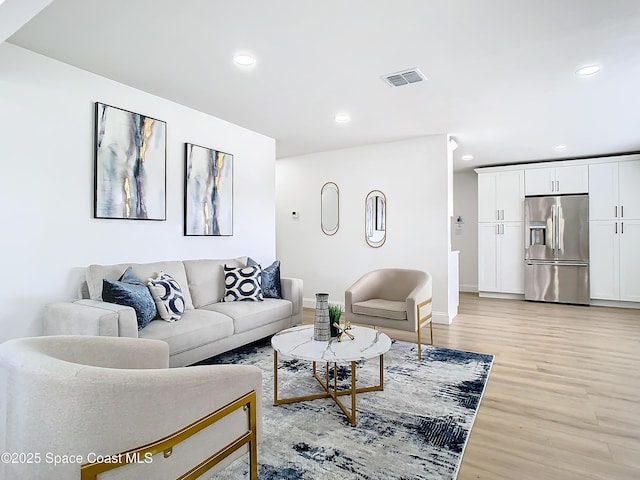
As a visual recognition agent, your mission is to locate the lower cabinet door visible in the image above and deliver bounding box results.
[478,222,523,294]
[589,221,619,300]
[500,222,524,294]
[619,220,640,302]
[478,223,499,292]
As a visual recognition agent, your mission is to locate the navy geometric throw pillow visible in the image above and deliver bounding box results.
[223,265,263,302]
[147,271,186,322]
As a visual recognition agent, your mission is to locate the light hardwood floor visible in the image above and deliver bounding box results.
[303,293,640,479]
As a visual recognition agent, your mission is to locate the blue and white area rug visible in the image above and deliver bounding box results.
[199,340,493,480]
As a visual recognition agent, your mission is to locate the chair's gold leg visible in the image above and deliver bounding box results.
[429,319,433,345]
[416,298,433,360]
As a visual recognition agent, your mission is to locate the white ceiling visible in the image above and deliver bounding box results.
[6,0,640,171]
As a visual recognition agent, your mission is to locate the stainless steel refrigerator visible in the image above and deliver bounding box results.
[524,194,590,305]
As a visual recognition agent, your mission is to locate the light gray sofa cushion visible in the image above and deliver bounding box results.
[86,261,195,310]
[203,298,292,334]
[138,309,233,355]
[183,257,247,308]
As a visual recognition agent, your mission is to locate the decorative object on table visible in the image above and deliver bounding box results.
[328,303,343,337]
[335,320,354,342]
[94,102,167,220]
[313,293,331,341]
[184,143,233,236]
[198,338,494,480]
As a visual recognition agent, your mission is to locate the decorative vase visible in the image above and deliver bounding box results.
[313,293,331,341]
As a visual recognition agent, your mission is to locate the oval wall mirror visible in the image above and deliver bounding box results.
[365,190,386,247]
[321,182,339,235]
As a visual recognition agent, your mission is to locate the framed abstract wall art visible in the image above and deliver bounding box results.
[94,102,167,220]
[184,143,234,236]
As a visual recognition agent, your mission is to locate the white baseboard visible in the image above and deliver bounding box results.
[590,299,640,309]
[459,284,477,293]
[432,311,454,325]
[478,292,525,300]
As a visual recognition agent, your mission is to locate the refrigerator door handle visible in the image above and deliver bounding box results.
[621,205,624,218]
[551,205,555,251]
[557,205,563,253]
[615,205,618,218]
[526,261,589,267]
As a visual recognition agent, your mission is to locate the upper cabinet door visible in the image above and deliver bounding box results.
[477,171,524,222]
[500,171,525,221]
[619,160,640,220]
[525,167,555,195]
[525,165,588,196]
[589,162,618,221]
[478,173,500,222]
[555,165,588,194]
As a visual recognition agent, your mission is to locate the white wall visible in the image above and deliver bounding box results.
[0,44,276,342]
[275,135,457,323]
[452,170,479,291]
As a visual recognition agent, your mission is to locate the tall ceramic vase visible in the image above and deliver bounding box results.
[313,293,331,341]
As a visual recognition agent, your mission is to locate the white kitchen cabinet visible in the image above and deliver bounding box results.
[589,221,619,300]
[589,160,640,221]
[525,165,588,195]
[589,163,619,221]
[478,222,524,294]
[477,170,524,222]
[619,220,640,302]
[618,160,640,220]
[589,160,640,302]
[590,219,640,302]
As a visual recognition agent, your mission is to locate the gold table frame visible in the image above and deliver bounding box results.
[273,351,385,426]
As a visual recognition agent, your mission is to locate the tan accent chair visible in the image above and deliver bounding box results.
[0,335,261,480]
[344,268,433,359]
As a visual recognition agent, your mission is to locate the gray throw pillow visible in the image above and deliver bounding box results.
[102,266,157,329]
[247,257,282,299]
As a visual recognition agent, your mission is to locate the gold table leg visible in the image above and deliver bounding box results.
[273,351,385,426]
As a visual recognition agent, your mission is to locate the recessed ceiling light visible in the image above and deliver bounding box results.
[461,155,473,161]
[233,54,256,67]
[554,145,567,151]
[334,113,351,124]
[575,64,601,77]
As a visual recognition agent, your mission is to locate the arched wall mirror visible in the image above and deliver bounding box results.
[321,182,339,235]
[365,190,386,247]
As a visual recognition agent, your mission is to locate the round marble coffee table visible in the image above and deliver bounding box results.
[271,324,391,426]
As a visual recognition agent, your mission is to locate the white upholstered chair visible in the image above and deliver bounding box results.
[344,268,433,359]
[0,335,261,480]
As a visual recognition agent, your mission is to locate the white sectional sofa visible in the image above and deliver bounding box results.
[43,257,303,367]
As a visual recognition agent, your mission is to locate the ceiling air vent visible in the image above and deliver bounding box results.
[382,68,426,87]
